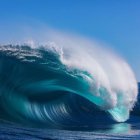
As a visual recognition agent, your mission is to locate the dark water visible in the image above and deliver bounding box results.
[1,119,140,140]
[0,45,139,139]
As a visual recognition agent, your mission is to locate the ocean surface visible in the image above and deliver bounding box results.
[0,45,139,140]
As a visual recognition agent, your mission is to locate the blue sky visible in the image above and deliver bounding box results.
[0,0,140,80]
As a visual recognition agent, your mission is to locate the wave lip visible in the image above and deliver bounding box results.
[0,43,138,129]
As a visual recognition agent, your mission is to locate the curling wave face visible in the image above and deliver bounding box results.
[0,43,138,129]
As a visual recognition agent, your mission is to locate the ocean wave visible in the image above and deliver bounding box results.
[0,43,138,129]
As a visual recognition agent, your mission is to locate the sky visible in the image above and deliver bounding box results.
[0,0,140,81]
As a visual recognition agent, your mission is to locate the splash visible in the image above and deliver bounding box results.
[0,31,138,129]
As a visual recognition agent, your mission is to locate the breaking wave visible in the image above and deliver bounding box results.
[0,37,138,129]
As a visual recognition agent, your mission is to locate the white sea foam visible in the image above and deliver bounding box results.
[45,30,138,122]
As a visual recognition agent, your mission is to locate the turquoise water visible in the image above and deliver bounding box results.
[0,45,139,139]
